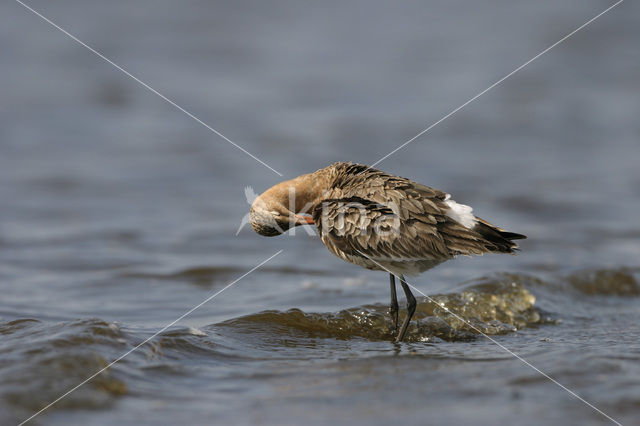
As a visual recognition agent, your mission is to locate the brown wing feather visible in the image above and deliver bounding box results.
[318,162,525,259]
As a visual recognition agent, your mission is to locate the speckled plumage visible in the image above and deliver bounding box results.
[307,162,525,276]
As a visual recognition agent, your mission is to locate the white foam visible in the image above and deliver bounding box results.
[444,194,476,229]
[187,327,207,337]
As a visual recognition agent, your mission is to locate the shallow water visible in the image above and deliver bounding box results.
[1,0,640,425]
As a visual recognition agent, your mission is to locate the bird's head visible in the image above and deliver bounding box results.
[249,175,318,237]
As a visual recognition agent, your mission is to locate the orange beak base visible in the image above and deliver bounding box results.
[295,215,315,225]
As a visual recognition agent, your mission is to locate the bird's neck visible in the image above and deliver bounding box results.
[263,169,332,215]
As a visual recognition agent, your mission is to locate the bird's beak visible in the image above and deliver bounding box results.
[294,214,315,225]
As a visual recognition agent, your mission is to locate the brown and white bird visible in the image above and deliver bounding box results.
[249,162,526,342]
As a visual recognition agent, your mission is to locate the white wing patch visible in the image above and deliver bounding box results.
[444,194,476,229]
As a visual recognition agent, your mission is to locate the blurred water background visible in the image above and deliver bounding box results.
[1,0,639,424]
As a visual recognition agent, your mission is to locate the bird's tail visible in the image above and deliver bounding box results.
[474,217,526,254]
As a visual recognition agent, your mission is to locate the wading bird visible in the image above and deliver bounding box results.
[249,162,526,342]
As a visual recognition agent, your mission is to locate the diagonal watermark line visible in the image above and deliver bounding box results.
[11,0,624,423]
[370,0,624,169]
[14,0,283,177]
[356,251,622,426]
[406,284,621,426]
[18,249,284,426]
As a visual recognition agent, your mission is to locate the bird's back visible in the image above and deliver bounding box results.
[312,162,525,276]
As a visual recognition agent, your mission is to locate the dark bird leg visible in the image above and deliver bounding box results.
[389,274,399,332]
[395,275,416,343]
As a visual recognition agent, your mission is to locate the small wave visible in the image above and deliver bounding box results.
[119,265,340,286]
[120,266,244,286]
[467,268,640,298]
[220,279,542,342]
[0,318,129,422]
[564,268,640,296]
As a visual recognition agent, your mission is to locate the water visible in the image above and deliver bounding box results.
[1,0,639,424]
